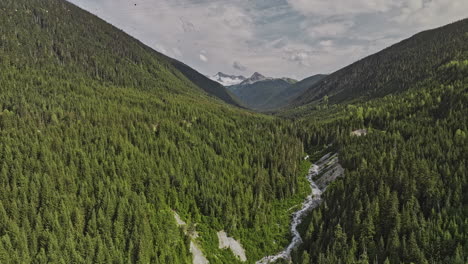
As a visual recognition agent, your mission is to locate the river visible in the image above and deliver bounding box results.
[256,153,340,264]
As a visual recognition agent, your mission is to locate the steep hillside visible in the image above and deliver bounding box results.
[269,19,468,264]
[265,74,327,110]
[1,1,466,263]
[293,57,468,264]
[291,19,468,107]
[170,60,243,107]
[0,0,240,107]
[228,73,297,110]
[0,0,307,262]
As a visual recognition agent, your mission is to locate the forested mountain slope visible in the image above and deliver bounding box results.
[228,76,296,110]
[1,0,466,263]
[0,0,240,107]
[291,55,468,263]
[0,0,307,262]
[170,59,243,107]
[265,74,327,111]
[291,19,468,107]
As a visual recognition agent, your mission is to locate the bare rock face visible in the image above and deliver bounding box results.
[217,231,247,262]
[314,153,344,190]
[173,211,209,264]
[190,242,209,264]
[351,129,368,136]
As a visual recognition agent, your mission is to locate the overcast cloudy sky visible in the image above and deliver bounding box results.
[67,0,467,80]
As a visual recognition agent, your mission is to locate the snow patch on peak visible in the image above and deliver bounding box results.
[210,72,246,86]
[240,72,273,85]
[251,72,265,79]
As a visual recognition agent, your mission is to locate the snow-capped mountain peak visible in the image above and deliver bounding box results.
[240,72,273,85]
[250,72,266,81]
[210,72,246,86]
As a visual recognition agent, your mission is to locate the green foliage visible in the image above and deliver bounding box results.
[0,0,306,262]
[294,57,468,264]
[0,0,466,263]
[0,0,239,107]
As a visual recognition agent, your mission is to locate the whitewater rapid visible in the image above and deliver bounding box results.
[256,153,338,264]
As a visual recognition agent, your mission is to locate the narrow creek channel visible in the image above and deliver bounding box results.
[256,153,340,263]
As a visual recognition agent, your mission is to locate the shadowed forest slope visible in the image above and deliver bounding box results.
[291,19,468,108]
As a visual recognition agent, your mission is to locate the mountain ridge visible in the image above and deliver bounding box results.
[239,72,274,85]
[169,60,243,107]
[289,18,468,110]
[209,72,246,86]
[265,74,327,111]
[1,1,466,263]
[226,72,299,110]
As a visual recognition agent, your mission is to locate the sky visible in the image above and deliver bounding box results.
[67,0,467,80]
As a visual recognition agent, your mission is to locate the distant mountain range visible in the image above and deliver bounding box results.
[237,72,275,85]
[209,71,326,111]
[228,73,295,110]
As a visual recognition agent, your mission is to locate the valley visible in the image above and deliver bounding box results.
[210,72,326,111]
[257,153,343,264]
[0,0,466,264]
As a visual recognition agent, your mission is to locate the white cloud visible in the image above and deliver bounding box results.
[281,43,314,67]
[287,0,398,16]
[199,54,208,62]
[280,40,367,74]
[179,17,197,33]
[172,48,183,58]
[307,22,354,38]
[233,61,247,71]
[407,0,423,11]
[154,44,167,55]
[319,40,334,47]
[68,0,468,79]
[222,6,252,29]
[394,0,468,29]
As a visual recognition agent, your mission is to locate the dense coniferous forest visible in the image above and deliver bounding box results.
[291,54,468,264]
[0,0,466,263]
[0,0,308,262]
[266,74,327,111]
